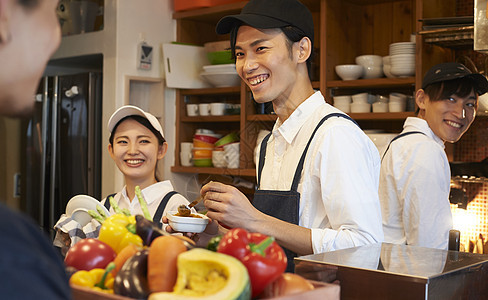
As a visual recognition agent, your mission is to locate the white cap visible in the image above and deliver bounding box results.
[108,105,164,138]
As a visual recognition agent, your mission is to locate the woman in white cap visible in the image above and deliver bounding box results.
[55,105,189,252]
[103,105,189,225]
[379,62,488,250]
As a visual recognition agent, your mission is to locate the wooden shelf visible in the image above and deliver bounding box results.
[350,112,415,120]
[171,166,256,177]
[180,86,241,96]
[247,114,278,122]
[247,112,414,121]
[327,77,415,89]
[181,115,240,122]
[173,2,248,21]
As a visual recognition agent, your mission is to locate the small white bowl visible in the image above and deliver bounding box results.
[334,103,351,113]
[335,64,364,80]
[372,101,389,113]
[352,92,369,103]
[383,64,395,78]
[333,95,352,105]
[389,101,406,112]
[200,72,241,87]
[356,55,383,66]
[362,65,384,79]
[389,92,407,103]
[350,102,371,113]
[167,211,209,233]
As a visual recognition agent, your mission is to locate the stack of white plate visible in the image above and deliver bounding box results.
[389,42,415,77]
[200,64,241,87]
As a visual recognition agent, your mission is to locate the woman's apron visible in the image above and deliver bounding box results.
[104,191,178,228]
[253,112,358,272]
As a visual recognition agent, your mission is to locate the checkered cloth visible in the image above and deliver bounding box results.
[53,214,101,249]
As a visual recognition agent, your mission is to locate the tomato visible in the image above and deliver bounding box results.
[64,238,117,271]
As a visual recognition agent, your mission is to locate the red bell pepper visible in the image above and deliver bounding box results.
[217,228,287,297]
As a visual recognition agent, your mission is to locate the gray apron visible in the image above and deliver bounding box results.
[253,112,358,272]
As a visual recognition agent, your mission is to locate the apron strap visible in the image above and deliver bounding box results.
[381,131,425,162]
[103,191,179,228]
[153,191,179,228]
[257,133,272,187]
[290,113,358,191]
[103,193,117,211]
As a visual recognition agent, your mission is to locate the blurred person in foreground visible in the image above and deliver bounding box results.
[379,62,488,250]
[0,0,71,298]
[189,0,383,272]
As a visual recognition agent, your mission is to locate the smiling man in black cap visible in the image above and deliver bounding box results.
[379,62,488,250]
[199,0,384,272]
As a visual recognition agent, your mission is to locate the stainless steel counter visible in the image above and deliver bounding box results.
[295,243,488,299]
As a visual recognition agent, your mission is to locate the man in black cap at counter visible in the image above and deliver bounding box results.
[199,0,384,272]
[379,62,488,250]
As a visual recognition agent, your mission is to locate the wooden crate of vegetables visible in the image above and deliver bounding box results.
[67,186,339,300]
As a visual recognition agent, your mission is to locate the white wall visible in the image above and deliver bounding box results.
[111,0,195,199]
[49,0,197,200]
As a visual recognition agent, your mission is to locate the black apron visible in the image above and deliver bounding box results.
[381,131,425,162]
[253,112,358,272]
[104,191,178,228]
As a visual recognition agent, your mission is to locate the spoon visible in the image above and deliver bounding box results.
[177,195,204,217]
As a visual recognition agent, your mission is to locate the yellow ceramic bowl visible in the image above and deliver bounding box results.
[193,138,214,149]
[192,148,213,159]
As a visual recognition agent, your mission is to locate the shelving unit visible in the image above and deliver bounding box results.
[171,0,421,177]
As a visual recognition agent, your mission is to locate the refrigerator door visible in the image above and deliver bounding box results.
[53,73,102,233]
[21,72,102,237]
[21,77,51,230]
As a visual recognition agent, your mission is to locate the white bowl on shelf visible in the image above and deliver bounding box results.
[355,55,383,66]
[362,65,384,79]
[334,103,351,113]
[389,101,407,112]
[200,71,241,87]
[202,64,236,73]
[372,101,389,113]
[333,95,352,105]
[335,64,364,80]
[350,102,371,113]
[352,92,369,103]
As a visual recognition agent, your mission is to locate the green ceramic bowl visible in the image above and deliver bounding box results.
[215,132,239,148]
[193,158,213,167]
[206,50,234,65]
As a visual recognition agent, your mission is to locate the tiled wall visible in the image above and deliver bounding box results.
[452,118,488,251]
[450,0,486,251]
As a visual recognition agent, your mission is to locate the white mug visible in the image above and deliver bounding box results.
[210,103,226,116]
[180,142,193,153]
[198,103,210,116]
[224,142,240,169]
[212,149,226,168]
[187,104,199,116]
[180,151,192,167]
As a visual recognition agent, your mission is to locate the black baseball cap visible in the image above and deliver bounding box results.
[422,62,488,95]
[215,0,314,46]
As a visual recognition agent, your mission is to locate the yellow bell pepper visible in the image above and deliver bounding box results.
[98,214,143,253]
[70,263,115,294]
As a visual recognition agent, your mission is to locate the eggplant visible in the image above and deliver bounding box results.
[135,215,161,246]
[114,249,150,299]
[135,215,195,249]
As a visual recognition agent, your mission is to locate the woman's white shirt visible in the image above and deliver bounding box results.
[101,180,189,223]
